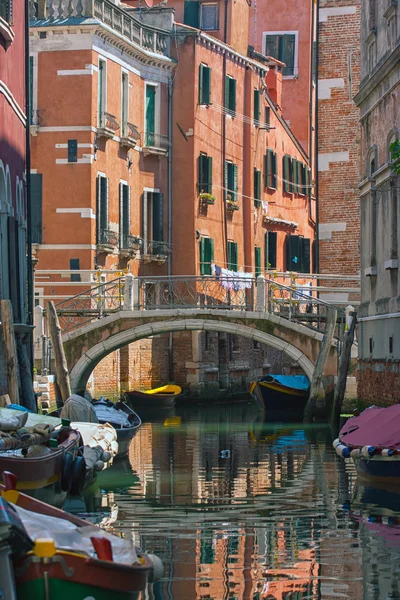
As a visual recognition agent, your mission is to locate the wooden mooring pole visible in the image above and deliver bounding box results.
[1,300,20,405]
[47,301,71,402]
[331,312,357,430]
[303,307,337,423]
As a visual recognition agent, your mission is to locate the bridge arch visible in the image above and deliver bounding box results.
[69,317,316,395]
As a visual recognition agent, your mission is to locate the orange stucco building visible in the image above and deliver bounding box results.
[31,0,316,397]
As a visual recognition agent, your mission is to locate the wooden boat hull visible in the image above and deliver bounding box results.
[0,430,81,507]
[125,389,178,410]
[353,455,400,487]
[249,380,308,420]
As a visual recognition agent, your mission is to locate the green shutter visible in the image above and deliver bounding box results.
[198,153,207,192]
[286,235,300,271]
[254,169,261,205]
[305,166,311,196]
[224,161,228,200]
[283,155,288,192]
[207,156,213,194]
[255,246,261,277]
[31,174,42,244]
[265,35,279,59]
[283,34,296,76]
[198,64,204,104]
[200,237,205,275]
[204,66,211,105]
[266,148,275,189]
[230,78,236,115]
[184,0,199,27]
[265,231,277,269]
[233,163,238,202]
[272,151,277,189]
[209,237,214,267]
[225,76,230,110]
[301,237,311,273]
[145,86,155,145]
[200,237,212,275]
[254,89,260,124]
[233,242,238,271]
[98,177,108,232]
[153,192,163,242]
[292,159,298,194]
[122,185,130,238]
[29,56,34,125]
[228,241,237,270]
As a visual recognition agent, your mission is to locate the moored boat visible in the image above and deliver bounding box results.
[334,405,400,486]
[249,374,310,420]
[124,384,181,411]
[91,398,141,458]
[0,471,163,600]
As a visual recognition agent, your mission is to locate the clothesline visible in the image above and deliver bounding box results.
[211,263,254,291]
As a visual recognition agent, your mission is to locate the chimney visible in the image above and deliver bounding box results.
[266,67,282,112]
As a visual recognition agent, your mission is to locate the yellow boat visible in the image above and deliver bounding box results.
[124,384,182,410]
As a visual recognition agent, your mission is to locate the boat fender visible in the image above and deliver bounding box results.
[332,438,341,449]
[361,445,376,457]
[60,452,74,492]
[94,460,105,472]
[335,444,350,458]
[147,554,164,583]
[69,455,86,497]
[382,449,395,457]
[350,448,361,458]
[101,451,112,463]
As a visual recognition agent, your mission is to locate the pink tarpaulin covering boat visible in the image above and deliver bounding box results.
[339,405,400,450]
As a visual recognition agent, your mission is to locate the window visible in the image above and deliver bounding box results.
[285,235,311,273]
[200,2,218,30]
[265,231,277,269]
[143,190,164,253]
[199,63,211,105]
[368,146,377,177]
[265,106,271,127]
[67,139,77,163]
[97,58,107,127]
[225,76,236,115]
[31,174,42,244]
[70,258,81,282]
[0,0,12,24]
[119,182,130,248]
[254,168,262,206]
[254,89,261,125]
[367,38,376,72]
[265,33,297,76]
[225,161,238,202]
[145,84,157,147]
[283,154,293,193]
[255,246,261,277]
[198,153,213,193]
[96,174,109,243]
[264,149,277,189]
[389,336,394,354]
[184,0,199,27]
[227,241,238,271]
[121,71,128,136]
[200,236,214,275]
[369,0,376,31]
[292,159,303,194]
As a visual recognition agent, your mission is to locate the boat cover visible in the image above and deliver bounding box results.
[258,374,310,391]
[339,405,400,449]
[93,402,131,428]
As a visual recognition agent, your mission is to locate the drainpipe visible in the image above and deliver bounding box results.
[222,0,229,266]
[167,77,174,382]
[315,0,320,276]
[25,0,34,374]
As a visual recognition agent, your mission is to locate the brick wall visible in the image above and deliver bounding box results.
[318,1,361,288]
[357,360,400,404]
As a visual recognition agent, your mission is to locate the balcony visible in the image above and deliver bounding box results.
[97,112,120,140]
[120,234,143,258]
[143,240,171,263]
[142,132,170,156]
[97,229,119,254]
[29,0,170,59]
[226,200,239,212]
[120,122,140,149]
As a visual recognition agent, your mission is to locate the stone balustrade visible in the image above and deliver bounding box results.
[30,0,169,57]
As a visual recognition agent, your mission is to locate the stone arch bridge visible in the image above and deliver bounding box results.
[63,308,339,396]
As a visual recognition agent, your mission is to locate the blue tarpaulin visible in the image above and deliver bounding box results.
[258,374,310,391]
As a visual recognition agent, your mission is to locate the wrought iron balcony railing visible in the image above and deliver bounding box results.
[97,112,120,139]
[29,0,169,58]
[146,240,171,258]
[97,229,119,250]
[143,132,170,155]
[120,234,143,256]
[120,122,140,148]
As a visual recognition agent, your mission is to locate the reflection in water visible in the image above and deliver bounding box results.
[84,403,400,599]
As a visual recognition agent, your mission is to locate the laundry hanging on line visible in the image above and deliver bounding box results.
[211,264,254,291]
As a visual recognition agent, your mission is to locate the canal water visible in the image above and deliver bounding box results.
[83,401,400,599]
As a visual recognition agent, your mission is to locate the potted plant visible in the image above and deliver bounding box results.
[226,193,239,210]
[199,192,216,204]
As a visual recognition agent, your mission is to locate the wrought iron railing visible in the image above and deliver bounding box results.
[120,234,143,254]
[264,277,346,339]
[143,132,170,151]
[54,277,125,333]
[121,121,140,141]
[146,240,172,257]
[29,0,169,58]
[97,229,119,248]
[98,111,120,135]
[137,276,255,311]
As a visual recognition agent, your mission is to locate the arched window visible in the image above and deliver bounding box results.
[367,145,378,178]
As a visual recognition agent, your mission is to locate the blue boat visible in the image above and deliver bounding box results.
[249,374,310,420]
